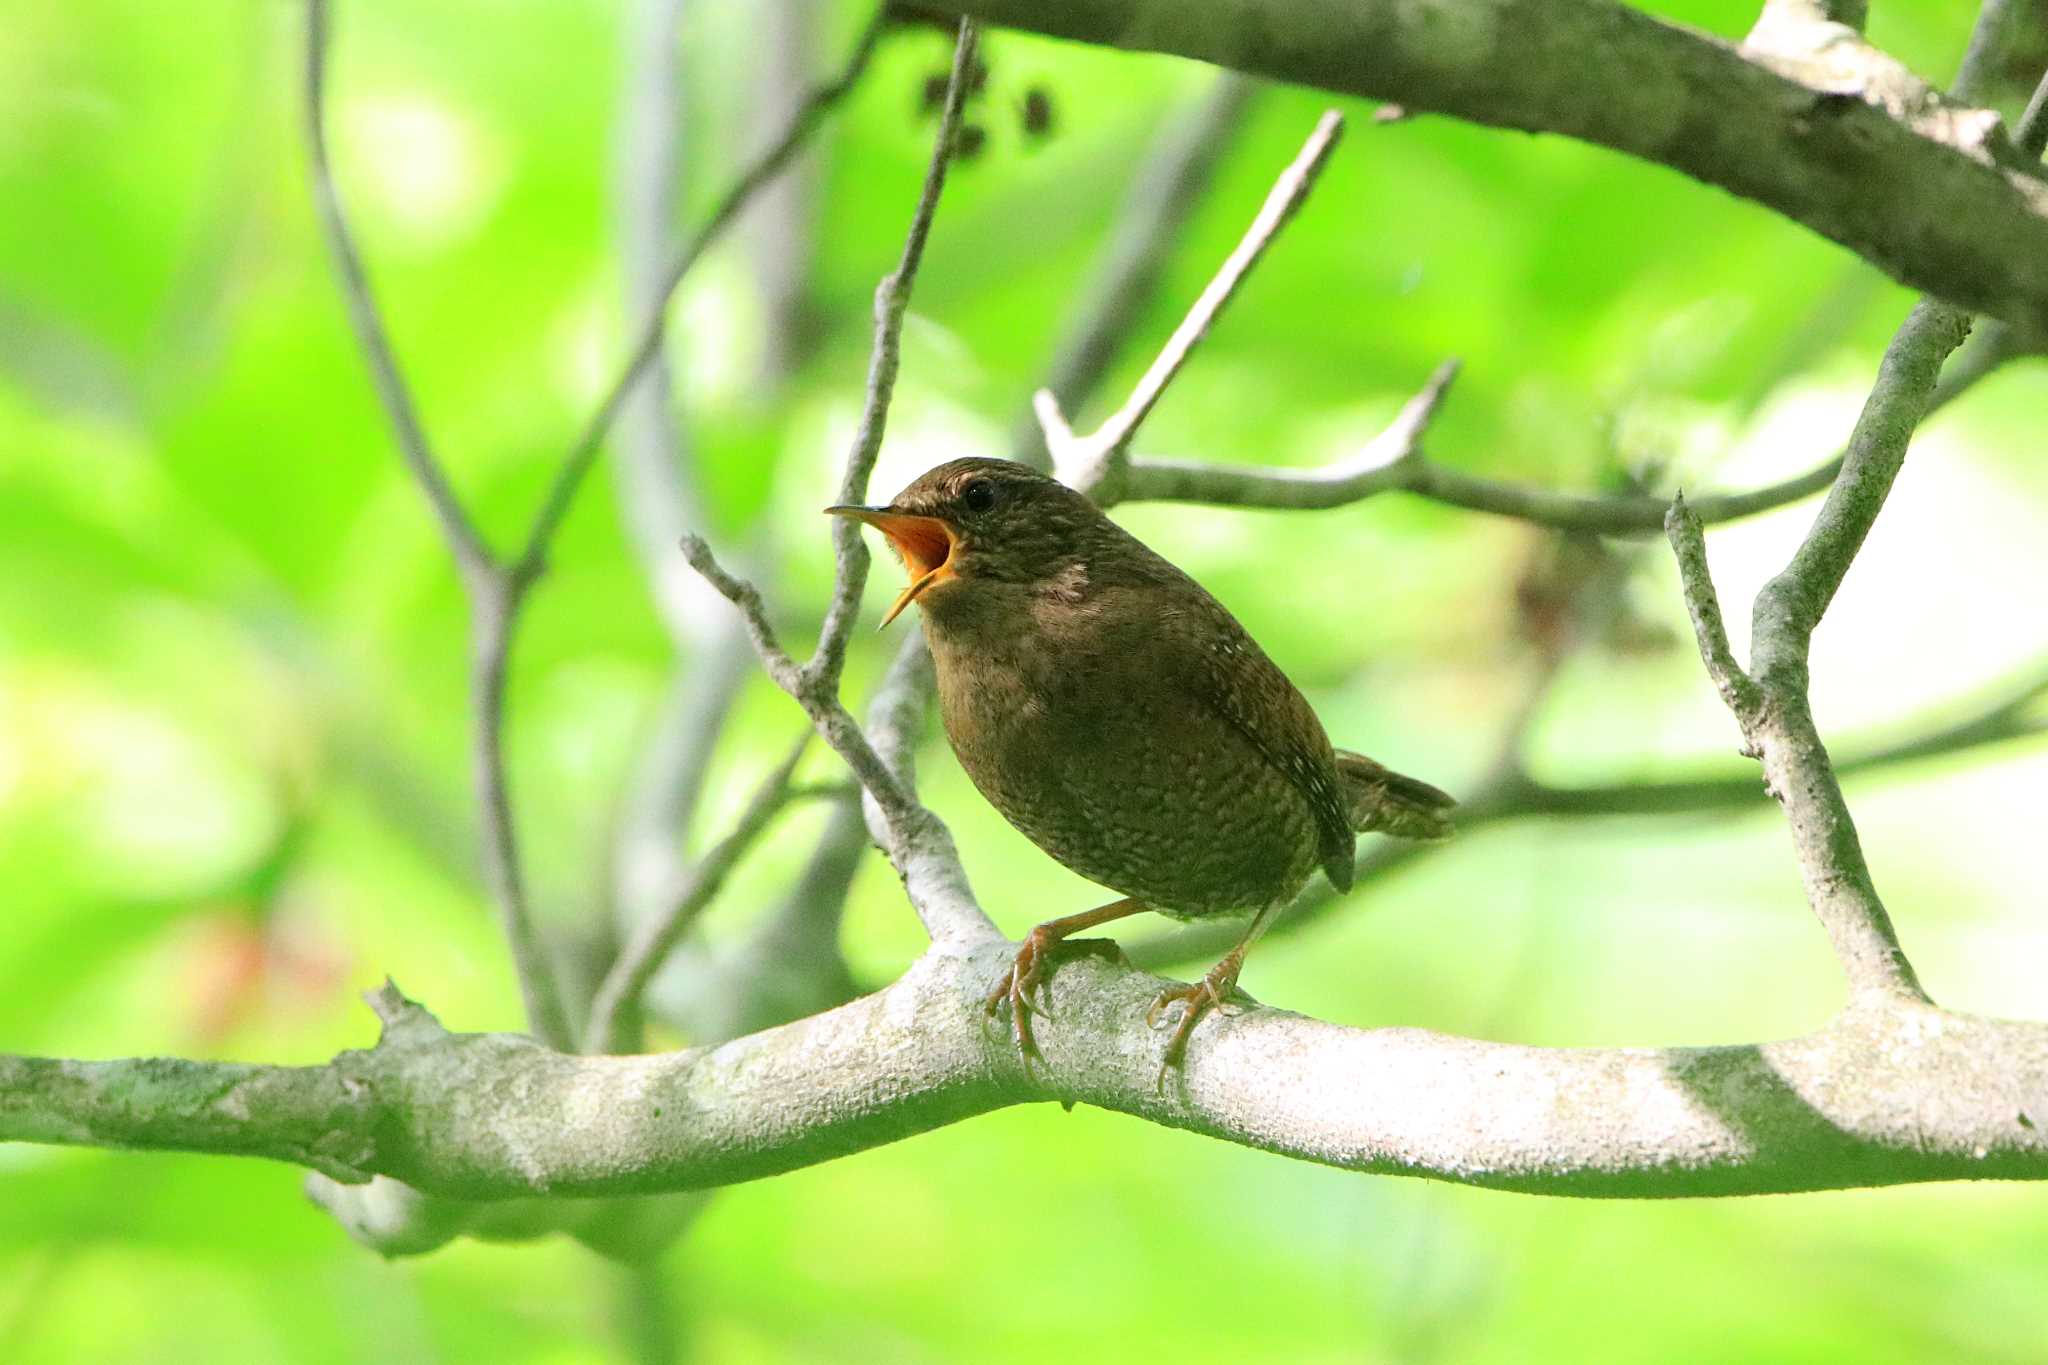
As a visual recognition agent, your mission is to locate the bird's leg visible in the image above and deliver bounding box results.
[986,897,1150,1058]
[1147,902,1281,1090]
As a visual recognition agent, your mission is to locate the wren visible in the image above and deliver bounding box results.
[830,457,1453,1084]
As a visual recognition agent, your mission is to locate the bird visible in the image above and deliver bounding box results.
[828,457,1454,1084]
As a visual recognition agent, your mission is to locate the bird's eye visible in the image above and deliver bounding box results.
[961,478,998,514]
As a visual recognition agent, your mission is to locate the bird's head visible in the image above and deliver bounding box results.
[827,457,1103,627]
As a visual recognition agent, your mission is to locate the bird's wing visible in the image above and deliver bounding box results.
[1160,586,1359,895]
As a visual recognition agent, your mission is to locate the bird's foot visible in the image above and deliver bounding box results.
[984,899,1150,1063]
[1145,956,1245,1092]
[984,924,1060,1058]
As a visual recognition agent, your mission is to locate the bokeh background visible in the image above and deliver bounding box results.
[5,0,2048,1359]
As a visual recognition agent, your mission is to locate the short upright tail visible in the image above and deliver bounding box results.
[1334,749,1456,841]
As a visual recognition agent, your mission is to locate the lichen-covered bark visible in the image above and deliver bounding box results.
[7,955,2048,1202]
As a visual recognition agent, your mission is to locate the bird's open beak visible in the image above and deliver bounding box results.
[824,505,960,627]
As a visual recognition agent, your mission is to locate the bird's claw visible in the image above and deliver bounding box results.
[984,928,1057,1058]
[1146,965,1241,1092]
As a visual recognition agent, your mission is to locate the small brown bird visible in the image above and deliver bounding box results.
[830,457,1453,1081]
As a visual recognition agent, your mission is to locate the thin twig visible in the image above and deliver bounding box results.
[685,537,995,945]
[1114,312,2028,529]
[510,5,893,588]
[462,592,573,1046]
[303,0,571,1047]
[302,0,494,589]
[1665,495,1765,724]
[680,23,999,947]
[305,0,888,1049]
[679,536,918,830]
[1042,110,1347,503]
[1007,72,1262,466]
[585,734,813,1054]
[808,19,981,692]
[675,536,806,695]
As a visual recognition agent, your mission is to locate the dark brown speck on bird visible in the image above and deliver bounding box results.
[829,457,1454,1086]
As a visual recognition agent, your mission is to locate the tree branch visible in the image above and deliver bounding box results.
[1673,301,1972,1005]
[1042,109,1347,503]
[681,536,992,949]
[509,4,892,588]
[301,0,495,591]
[1114,289,2031,530]
[808,19,980,693]
[10,959,2048,1199]
[680,21,997,948]
[585,734,813,1055]
[1007,73,1262,467]
[303,0,571,1047]
[303,1,890,1051]
[923,0,2048,336]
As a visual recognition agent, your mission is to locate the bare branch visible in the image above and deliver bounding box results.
[1753,303,1975,660]
[1008,73,1262,466]
[1116,313,2031,529]
[679,537,997,946]
[11,957,2048,1200]
[585,735,813,1055]
[809,19,981,692]
[510,5,893,588]
[461,593,574,1046]
[675,536,806,694]
[1649,16,2048,1007]
[1665,495,1766,725]
[303,0,570,1047]
[302,0,493,586]
[1044,109,1346,502]
[1677,299,1971,1006]
[1116,359,1460,510]
[307,0,895,1051]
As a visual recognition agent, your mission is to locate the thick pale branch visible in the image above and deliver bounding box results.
[925,0,2048,335]
[8,957,2048,1199]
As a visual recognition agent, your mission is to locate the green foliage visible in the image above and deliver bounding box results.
[3,0,2046,1359]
